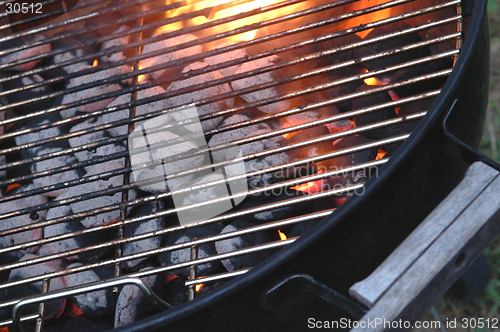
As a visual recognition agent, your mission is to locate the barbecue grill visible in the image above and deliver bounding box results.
[0,0,495,331]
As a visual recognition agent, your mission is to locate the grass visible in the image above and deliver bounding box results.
[414,2,500,330]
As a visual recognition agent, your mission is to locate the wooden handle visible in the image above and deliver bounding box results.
[349,162,500,331]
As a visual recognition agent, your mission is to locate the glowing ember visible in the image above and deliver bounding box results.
[291,169,325,194]
[375,148,388,160]
[278,230,287,240]
[363,68,391,86]
[337,0,394,39]
[6,183,21,193]
[0,327,9,332]
[65,300,83,317]
[163,0,309,42]
[92,59,98,67]
[388,90,401,114]
[195,284,204,292]
[281,120,301,139]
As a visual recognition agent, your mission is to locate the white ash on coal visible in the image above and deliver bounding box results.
[70,162,137,228]
[100,26,130,63]
[208,114,289,194]
[39,187,112,262]
[166,62,234,132]
[3,74,53,116]
[63,263,116,317]
[354,21,430,71]
[141,31,202,82]
[231,55,290,114]
[32,146,85,197]
[0,184,47,262]
[129,114,206,193]
[68,116,126,172]
[0,34,51,71]
[239,190,314,224]
[14,112,68,159]
[158,223,224,278]
[204,42,248,78]
[123,200,165,269]
[215,220,275,271]
[44,33,99,78]
[5,254,66,320]
[61,63,131,116]
[114,267,165,327]
[102,86,170,138]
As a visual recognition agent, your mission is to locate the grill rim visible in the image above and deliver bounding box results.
[103,0,488,331]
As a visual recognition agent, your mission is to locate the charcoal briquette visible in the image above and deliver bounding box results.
[3,74,54,116]
[215,220,275,271]
[0,34,51,71]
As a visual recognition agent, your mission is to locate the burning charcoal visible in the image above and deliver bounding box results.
[123,200,165,269]
[166,62,234,132]
[103,86,170,138]
[7,254,66,320]
[14,111,68,159]
[129,124,205,193]
[3,74,54,116]
[40,187,112,262]
[61,64,131,114]
[326,119,353,133]
[44,34,98,78]
[321,75,363,113]
[389,58,452,98]
[231,55,291,114]
[288,220,319,238]
[68,116,126,172]
[0,34,51,71]
[215,220,275,271]
[287,125,332,161]
[64,263,116,317]
[239,190,314,224]
[141,31,202,82]
[115,267,165,327]
[32,146,85,197]
[100,26,130,63]
[70,162,137,228]
[0,284,40,321]
[163,276,188,306]
[354,21,430,71]
[158,223,224,278]
[0,184,47,262]
[314,33,363,76]
[352,84,397,140]
[204,42,248,77]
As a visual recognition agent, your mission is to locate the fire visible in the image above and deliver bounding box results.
[92,59,98,67]
[195,284,204,292]
[162,0,309,42]
[291,169,325,195]
[337,0,394,39]
[0,327,9,332]
[363,68,391,86]
[375,147,388,160]
[278,230,287,240]
[280,119,301,139]
[6,183,21,193]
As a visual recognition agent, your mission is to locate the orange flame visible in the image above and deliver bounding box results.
[281,119,301,139]
[6,183,21,193]
[291,169,325,194]
[278,230,287,240]
[363,68,391,86]
[195,284,204,292]
[388,90,401,115]
[0,327,9,332]
[337,0,394,39]
[162,0,309,42]
[92,59,98,67]
[375,147,388,160]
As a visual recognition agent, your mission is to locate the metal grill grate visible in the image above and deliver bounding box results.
[0,0,462,329]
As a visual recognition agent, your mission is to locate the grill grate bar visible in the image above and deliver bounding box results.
[185,268,252,286]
